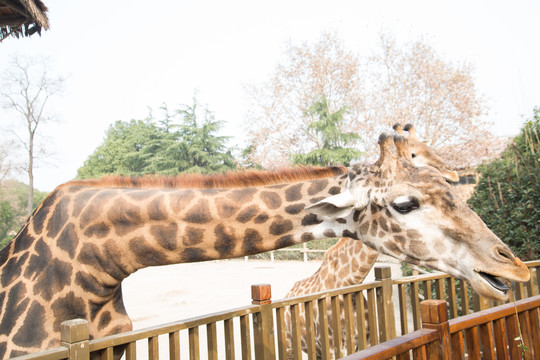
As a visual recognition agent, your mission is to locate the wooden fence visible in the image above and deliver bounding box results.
[342,296,540,360]
[10,260,540,360]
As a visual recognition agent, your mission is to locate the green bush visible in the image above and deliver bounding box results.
[0,180,48,249]
[468,108,540,260]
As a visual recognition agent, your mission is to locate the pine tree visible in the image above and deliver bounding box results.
[292,96,363,166]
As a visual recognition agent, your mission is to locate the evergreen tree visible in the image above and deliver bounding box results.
[468,108,540,260]
[77,118,164,178]
[292,96,363,166]
[0,180,48,248]
[77,99,237,178]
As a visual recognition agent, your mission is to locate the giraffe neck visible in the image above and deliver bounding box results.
[287,239,379,296]
[0,167,361,355]
[327,239,379,288]
[10,169,358,288]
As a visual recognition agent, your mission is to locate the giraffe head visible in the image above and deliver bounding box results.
[306,133,529,301]
[393,123,459,182]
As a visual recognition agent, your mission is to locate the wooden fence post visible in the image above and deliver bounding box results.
[252,284,276,360]
[375,266,396,342]
[472,293,490,311]
[420,300,451,360]
[61,319,90,360]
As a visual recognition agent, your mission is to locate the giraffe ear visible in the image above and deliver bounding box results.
[304,189,357,219]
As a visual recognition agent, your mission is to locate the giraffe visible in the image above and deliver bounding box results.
[0,134,530,359]
[284,238,377,359]
[394,123,459,182]
[283,123,460,359]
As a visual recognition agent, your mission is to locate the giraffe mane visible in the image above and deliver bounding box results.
[61,166,347,190]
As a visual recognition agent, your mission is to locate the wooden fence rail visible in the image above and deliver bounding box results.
[341,295,540,360]
[9,260,540,360]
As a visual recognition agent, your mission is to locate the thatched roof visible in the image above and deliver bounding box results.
[0,0,49,42]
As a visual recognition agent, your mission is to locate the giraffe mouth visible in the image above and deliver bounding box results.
[478,271,511,293]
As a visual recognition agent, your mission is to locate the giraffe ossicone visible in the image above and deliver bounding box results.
[393,123,459,182]
[0,132,529,358]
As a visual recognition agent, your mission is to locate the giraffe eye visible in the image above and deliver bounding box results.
[411,153,417,158]
[391,197,420,214]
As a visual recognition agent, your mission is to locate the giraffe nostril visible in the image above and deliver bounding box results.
[496,247,515,263]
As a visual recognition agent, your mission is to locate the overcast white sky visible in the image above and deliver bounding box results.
[1,0,539,191]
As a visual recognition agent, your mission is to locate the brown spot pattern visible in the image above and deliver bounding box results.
[151,223,178,250]
[307,179,329,195]
[183,199,211,224]
[183,226,204,246]
[269,216,293,236]
[236,205,259,223]
[260,191,282,210]
[285,184,303,202]
[215,197,240,218]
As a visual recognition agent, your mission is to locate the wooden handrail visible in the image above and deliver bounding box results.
[340,329,438,360]
[346,295,540,360]
[449,295,540,333]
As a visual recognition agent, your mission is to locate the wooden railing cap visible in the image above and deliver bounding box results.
[60,319,89,343]
[421,300,448,325]
[251,284,272,304]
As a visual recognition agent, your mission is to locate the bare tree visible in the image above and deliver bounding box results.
[245,32,494,167]
[0,140,18,183]
[244,32,367,168]
[1,56,63,215]
[362,33,491,156]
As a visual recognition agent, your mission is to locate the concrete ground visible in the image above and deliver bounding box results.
[122,257,403,329]
[120,257,403,359]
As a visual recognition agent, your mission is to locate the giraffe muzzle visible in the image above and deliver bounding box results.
[478,272,510,293]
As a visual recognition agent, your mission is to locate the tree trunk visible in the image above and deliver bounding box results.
[27,128,34,217]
